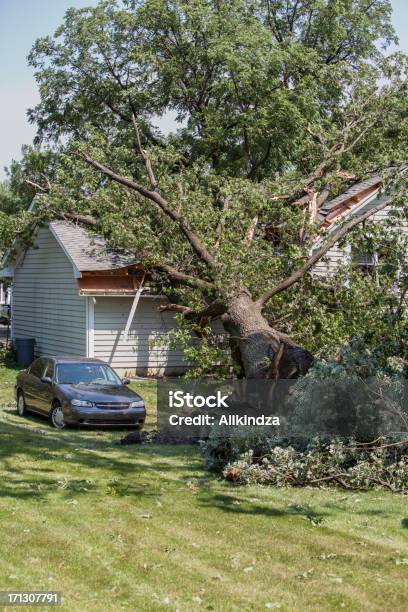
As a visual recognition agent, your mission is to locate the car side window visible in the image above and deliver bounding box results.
[29,358,46,379]
[44,360,54,380]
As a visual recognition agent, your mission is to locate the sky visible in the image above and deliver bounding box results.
[0,0,407,180]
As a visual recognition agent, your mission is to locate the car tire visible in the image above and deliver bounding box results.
[49,402,66,429]
[17,391,28,417]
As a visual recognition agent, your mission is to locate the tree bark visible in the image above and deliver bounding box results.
[223,289,313,379]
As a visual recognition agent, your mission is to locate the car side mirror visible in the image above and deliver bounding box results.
[122,378,130,385]
[41,376,52,384]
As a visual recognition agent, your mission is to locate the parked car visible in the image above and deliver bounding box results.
[15,357,146,429]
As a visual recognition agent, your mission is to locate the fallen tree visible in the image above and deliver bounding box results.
[4,0,408,377]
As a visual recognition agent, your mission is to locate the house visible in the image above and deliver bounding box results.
[262,175,406,276]
[312,175,408,276]
[0,221,187,376]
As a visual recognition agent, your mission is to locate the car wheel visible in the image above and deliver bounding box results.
[17,391,28,417]
[49,402,65,429]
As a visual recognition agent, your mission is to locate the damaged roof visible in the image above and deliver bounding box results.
[49,220,138,272]
[317,175,383,226]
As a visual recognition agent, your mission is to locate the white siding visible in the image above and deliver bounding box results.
[12,227,87,356]
[313,244,350,276]
[93,296,188,375]
[312,202,408,276]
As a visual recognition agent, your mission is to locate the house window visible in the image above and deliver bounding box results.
[351,247,379,280]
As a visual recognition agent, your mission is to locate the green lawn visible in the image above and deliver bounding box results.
[0,366,407,611]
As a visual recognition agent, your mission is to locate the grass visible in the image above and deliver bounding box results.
[0,366,407,611]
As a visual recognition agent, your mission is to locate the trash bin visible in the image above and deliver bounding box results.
[15,338,36,367]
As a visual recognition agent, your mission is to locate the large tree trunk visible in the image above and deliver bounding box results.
[222,289,313,379]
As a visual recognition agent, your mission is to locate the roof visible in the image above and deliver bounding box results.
[317,175,383,226]
[49,220,138,272]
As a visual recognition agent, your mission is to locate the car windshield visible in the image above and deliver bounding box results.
[55,363,122,386]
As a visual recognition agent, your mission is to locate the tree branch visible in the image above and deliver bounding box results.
[256,198,391,307]
[158,304,193,315]
[131,113,158,190]
[214,195,230,249]
[244,215,258,245]
[282,95,393,204]
[81,152,216,269]
[50,210,99,226]
[159,299,227,321]
[153,262,214,291]
[25,179,48,193]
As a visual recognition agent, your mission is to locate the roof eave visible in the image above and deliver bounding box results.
[311,189,390,254]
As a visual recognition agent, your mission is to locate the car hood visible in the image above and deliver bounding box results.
[57,384,143,404]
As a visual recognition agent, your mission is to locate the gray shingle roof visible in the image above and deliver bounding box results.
[49,220,138,272]
[317,175,383,225]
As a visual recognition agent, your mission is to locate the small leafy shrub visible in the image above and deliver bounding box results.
[222,438,408,492]
[0,344,17,367]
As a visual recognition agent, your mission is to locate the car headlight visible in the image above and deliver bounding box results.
[71,399,94,408]
[129,400,144,409]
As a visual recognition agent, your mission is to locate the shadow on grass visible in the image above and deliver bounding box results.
[2,407,139,432]
[401,518,408,529]
[323,500,391,517]
[0,415,201,501]
[197,492,328,521]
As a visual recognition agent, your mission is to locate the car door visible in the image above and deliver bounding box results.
[36,359,55,414]
[24,358,47,412]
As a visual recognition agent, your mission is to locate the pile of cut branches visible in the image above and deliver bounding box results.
[222,438,408,493]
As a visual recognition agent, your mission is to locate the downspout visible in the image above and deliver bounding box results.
[123,277,145,341]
